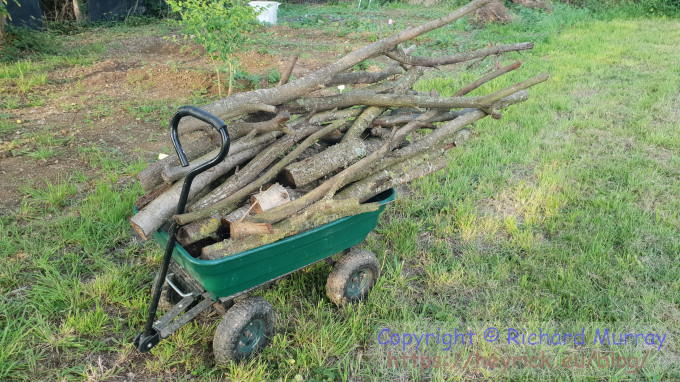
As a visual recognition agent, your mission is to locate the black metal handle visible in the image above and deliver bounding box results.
[170,106,230,215]
[135,106,229,353]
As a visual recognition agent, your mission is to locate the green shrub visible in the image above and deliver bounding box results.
[166,0,258,96]
[0,26,60,63]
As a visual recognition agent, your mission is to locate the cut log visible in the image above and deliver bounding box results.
[130,142,270,240]
[250,183,291,213]
[202,198,379,260]
[282,138,385,188]
[229,221,274,239]
[176,217,223,245]
[135,182,173,211]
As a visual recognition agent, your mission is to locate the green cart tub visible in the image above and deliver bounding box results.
[150,188,395,300]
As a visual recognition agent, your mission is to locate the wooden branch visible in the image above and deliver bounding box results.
[229,111,292,140]
[341,106,386,142]
[337,151,451,202]
[288,73,546,113]
[453,60,521,96]
[288,107,364,129]
[325,65,402,87]
[385,42,533,68]
[176,0,492,133]
[345,91,531,185]
[371,110,467,127]
[279,55,298,86]
[395,90,530,159]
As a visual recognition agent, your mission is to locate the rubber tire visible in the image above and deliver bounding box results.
[326,249,380,306]
[213,297,275,364]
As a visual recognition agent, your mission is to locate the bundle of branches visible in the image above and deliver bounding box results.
[129,0,548,260]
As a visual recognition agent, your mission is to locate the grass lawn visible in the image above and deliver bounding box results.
[1,3,679,381]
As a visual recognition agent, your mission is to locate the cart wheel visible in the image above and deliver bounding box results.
[326,249,380,306]
[213,297,275,364]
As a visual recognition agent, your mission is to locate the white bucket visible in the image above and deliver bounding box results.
[248,1,281,25]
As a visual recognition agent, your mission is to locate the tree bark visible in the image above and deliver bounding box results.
[130,142,270,240]
[282,138,385,188]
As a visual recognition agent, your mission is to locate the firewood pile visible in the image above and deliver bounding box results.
[129,0,548,260]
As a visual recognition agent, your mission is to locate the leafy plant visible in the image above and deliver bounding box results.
[165,0,257,96]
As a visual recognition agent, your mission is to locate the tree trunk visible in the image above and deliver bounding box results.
[73,0,83,23]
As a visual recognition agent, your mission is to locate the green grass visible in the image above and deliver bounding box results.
[1,2,679,381]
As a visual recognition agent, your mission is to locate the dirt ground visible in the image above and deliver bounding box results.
[0,25,342,211]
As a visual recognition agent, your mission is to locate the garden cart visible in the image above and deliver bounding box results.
[133,106,395,362]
